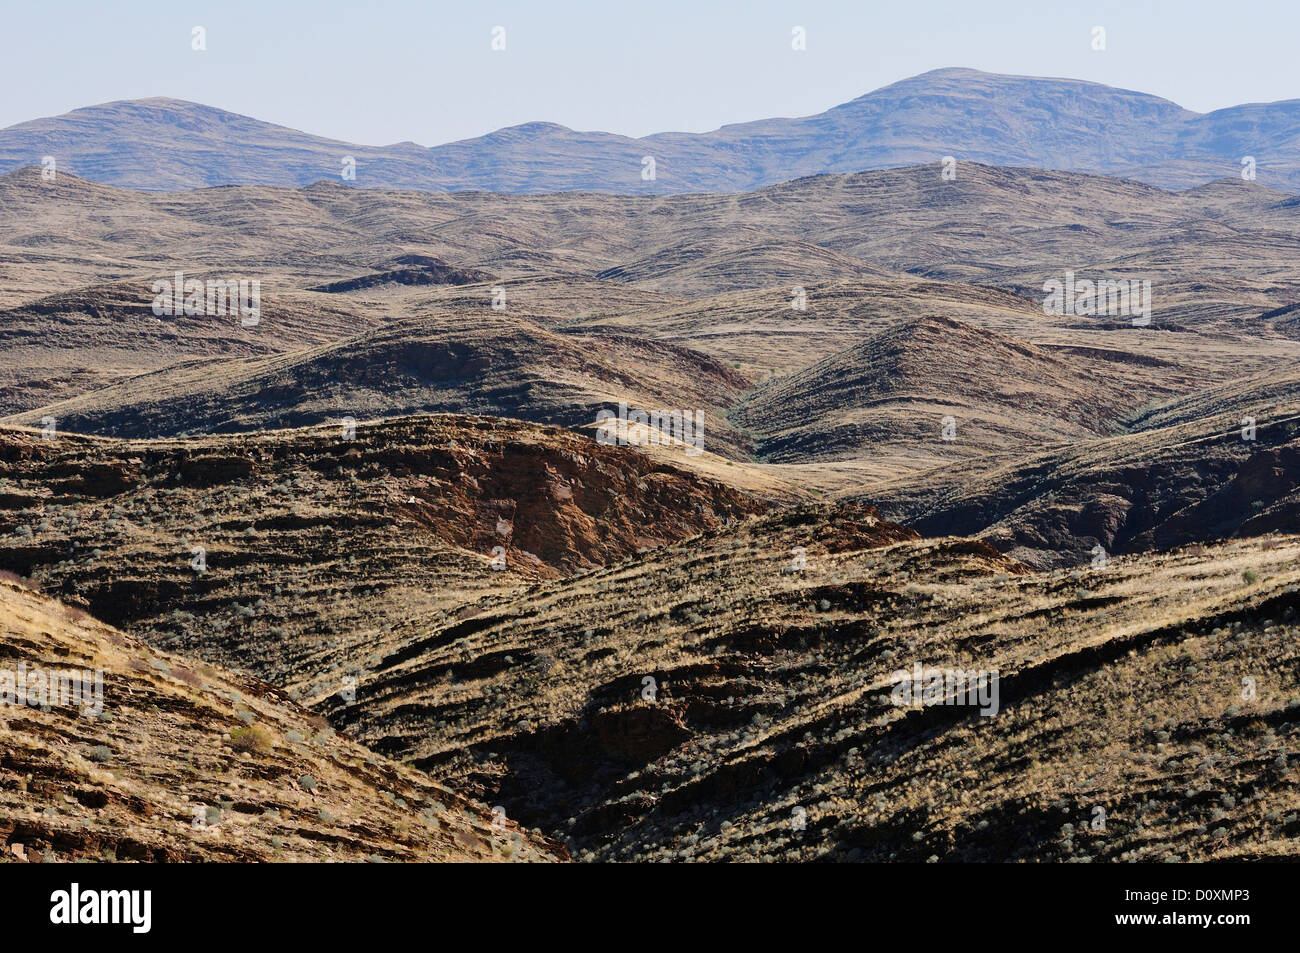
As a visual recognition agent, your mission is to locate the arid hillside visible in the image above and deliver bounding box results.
[0,281,386,414]
[4,313,756,456]
[0,578,565,862]
[5,164,1300,314]
[733,315,1146,468]
[323,505,1300,862]
[867,368,1300,567]
[3,148,1300,868]
[6,163,1300,502]
[5,404,1294,863]
[0,417,764,701]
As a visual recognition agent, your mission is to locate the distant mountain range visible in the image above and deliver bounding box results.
[3,68,1300,194]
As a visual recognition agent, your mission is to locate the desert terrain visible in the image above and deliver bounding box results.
[2,74,1299,865]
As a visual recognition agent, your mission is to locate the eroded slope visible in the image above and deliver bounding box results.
[0,579,564,862]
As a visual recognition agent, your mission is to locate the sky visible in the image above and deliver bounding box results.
[2,0,1297,146]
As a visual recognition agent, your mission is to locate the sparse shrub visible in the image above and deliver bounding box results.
[58,603,93,624]
[0,570,35,590]
[229,724,274,754]
[170,666,203,689]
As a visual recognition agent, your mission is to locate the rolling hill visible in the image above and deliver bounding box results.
[0,416,765,700]
[734,315,1145,467]
[2,312,757,457]
[0,577,565,862]
[5,101,1300,868]
[867,368,1300,567]
[326,504,1300,862]
[5,69,1300,193]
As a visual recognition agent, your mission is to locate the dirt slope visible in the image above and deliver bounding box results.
[0,579,565,862]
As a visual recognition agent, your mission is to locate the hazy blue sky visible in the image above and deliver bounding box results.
[3,0,1296,145]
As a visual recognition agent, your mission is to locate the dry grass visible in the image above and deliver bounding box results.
[0,579,565,862]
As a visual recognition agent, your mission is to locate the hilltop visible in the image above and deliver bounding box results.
[734,315,1142,468]
[5,70,1300,193]
[870,368,1300,567]
[4,313,755,456]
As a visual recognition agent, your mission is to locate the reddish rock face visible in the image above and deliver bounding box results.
[357,424,766,578]
[0,416,769,691]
